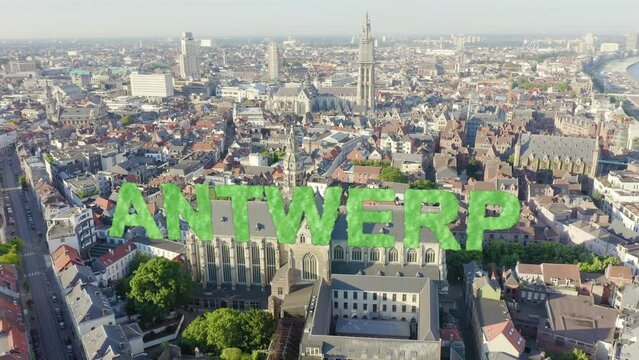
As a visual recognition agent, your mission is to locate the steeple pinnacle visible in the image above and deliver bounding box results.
[363,12,372,40]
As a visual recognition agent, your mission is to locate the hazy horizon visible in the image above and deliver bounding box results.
[2,0,639,40]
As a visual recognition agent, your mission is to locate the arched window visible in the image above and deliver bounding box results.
[236,245,246,284]
[250,243,261,285]
[333,245,344,261]
[425,248,436,264]
[388,248,399,263]
[205,242,217,284]
[265,243,276,284]
[300,234,306,244]
[221,242,232,283]
[370,248,380,262]
[407,249,417,263]
[302,254,318,280]
[351,247,362,261]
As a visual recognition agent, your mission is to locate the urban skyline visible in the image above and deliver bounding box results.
[2,0,639,39]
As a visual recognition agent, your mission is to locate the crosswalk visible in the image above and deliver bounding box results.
[25,271,44,278]
[22,251,38,257]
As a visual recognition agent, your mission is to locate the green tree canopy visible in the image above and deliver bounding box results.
[181,308,275,355]
[409,180,437,190]
[121,115,134,126]
[0,238,22,265]
[128,257,194,323]
[380,166,408,183]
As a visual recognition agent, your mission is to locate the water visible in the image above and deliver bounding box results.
[629,62,639,82]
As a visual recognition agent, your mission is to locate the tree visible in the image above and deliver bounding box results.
[18,175,27,189]
[507,154,515,165]
[380,166,408,183]
[409,180,437,190]
[466,159,481,180]
[128,257,194,323]
[240,309,276,351]
[220,348,252,360]
[121,115,134,126]
[44,153,53,163]
[181,308,275,356]
[0,238,22,265]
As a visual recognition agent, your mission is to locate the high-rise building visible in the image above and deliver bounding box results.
[356,12,375,111]
[626,32,638,51]
[268,40,280,81]
[178,32,200,80]
[130,73,174,98]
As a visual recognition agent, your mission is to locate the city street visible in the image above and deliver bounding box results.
[1,152,76,360]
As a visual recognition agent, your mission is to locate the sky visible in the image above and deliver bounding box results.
[2,0,638,39]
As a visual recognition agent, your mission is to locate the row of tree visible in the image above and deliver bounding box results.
[446,240,621,283]
[180,308,275,357]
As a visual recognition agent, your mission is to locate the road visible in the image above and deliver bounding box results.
[1,152,76,360]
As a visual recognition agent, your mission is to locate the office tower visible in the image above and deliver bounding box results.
[584,33,595,53]
[357,12,375,111]
[268,40,279,81]
[130,73,174,98]
[178,32,200,80]
[626,32,638,51]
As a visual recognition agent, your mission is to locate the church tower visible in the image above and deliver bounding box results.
[357,12,375,111]
[282,125,304,197]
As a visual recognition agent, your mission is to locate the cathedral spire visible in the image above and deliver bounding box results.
[357,11,375,112]
[283,125,304,197]
[363,11,372,40]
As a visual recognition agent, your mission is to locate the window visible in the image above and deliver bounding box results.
[333,245,344,260]
[412,294,417,302]
[251,243,262,285]
[402,305,406,312]
[353,292,358,300]
[402,294,407,302]
[383,293,387,301]
[370,248,380,262]
[302,254,318,280]
[425,248,436,263]
[373,304,377,312]
[351,247,362,261]
[373,293,378,300]
[344,291,348,299]
[333,291,338,298]
[221,242,232,283]
[382,304,387,311]
[407,249,417,263]
[278,287,283,295]
[265,243,276,283]
[363,292,368,300]
[392,305,397,312]
[236,245,247,284]
[388,248,399,262]
[392,294,397,301]
[363,304,368,311]
[353,303,358,310]
[335,301,339,309]
[411,306,416,313]
[343,302,348,309]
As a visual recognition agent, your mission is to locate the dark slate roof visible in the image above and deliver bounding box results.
[519,133,597,162]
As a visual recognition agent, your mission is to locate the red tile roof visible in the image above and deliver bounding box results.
[97,241,137,267]
[0,319,28,360]
[0,265,18,293]
[483,319,525,354]
[51,245,84,273]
